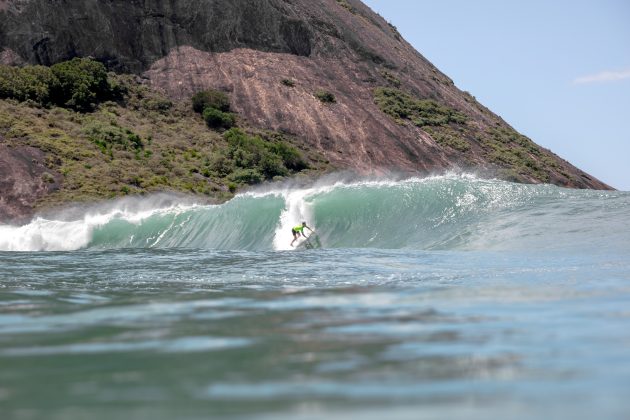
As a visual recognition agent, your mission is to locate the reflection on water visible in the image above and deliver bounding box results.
[0,248,629,419]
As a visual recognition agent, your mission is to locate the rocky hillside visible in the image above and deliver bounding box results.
[0,0,611,220]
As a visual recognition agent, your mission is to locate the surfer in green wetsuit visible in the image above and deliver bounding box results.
[291,222,313,247]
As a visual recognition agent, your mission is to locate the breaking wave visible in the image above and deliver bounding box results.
[1,175,628,252]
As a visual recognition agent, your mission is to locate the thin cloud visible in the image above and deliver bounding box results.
[573,68,630,84]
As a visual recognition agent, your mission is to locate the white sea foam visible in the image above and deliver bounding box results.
[0,195,200,252]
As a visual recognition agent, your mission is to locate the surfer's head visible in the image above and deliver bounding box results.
[302,221,307,226]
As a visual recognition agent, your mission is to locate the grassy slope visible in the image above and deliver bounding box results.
[373,87,576,185]
[0,75,329,212]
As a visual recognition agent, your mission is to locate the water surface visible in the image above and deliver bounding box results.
[1,176,629,419]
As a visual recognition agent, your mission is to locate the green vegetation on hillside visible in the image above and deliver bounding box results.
[0,58,117,111]
[481,127,561,183]
[315,90,336,104]
[423,126,471,153]
[202,107,237,129]
[374,87,467,127]
[192,89,237,129]
[85,122,145,157]
[0,59,325,211]
[373,85,574,184]
[212,128,309,186]
[379,70,401,88]
[191,89,230,113]
[335,0,357,14]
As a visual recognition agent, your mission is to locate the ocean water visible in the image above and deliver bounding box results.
[1,175,629,420]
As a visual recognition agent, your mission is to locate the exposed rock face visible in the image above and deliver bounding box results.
[0,0,612,200]
[146,46,452,174]
[0,0,319,72]
[0,47,24,65]
[0,145,61,222]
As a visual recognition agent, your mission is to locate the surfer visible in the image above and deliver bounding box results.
[291,222,313,247]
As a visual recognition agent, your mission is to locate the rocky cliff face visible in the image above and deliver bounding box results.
[0,0,611,197]
[1,0,319,71]
[0,144,62,222]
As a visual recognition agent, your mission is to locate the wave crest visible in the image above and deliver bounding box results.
[1,175,627,252]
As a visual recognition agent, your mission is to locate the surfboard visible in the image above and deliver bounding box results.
[296,233,321,250]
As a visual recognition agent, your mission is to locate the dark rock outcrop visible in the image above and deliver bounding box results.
[0,0,612,220]
[0,144,61,222]
[1,0,320,72]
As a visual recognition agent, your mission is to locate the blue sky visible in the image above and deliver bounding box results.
[363,0,630,190]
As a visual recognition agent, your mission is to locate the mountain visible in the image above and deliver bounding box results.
[0,0,611,221]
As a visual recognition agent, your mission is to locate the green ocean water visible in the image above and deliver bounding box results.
[1,176,629,419]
